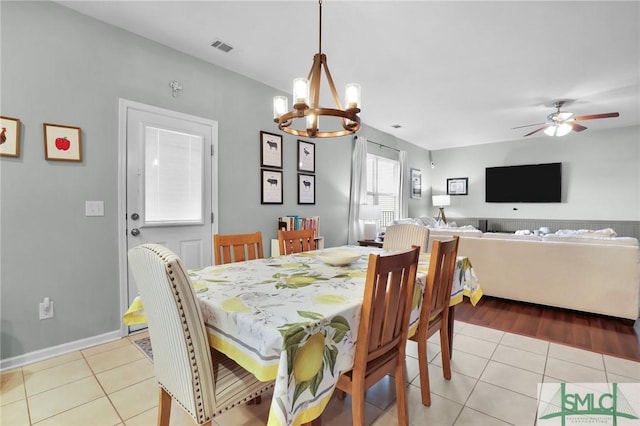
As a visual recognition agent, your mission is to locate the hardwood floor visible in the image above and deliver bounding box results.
[454,296,640,361]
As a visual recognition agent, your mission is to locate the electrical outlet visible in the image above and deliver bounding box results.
[39,299,54,320]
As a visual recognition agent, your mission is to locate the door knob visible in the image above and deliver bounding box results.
[131,228,140,236]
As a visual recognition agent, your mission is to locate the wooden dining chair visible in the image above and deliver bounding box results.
[382,223,430,253]
[127,244,274,426]
[213,231,264,265]
[409,236,459,406]
[277,228,316,255]
[335,246,420,426]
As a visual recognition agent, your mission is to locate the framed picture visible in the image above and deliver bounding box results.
[447,177,468,195]
[43,122,82,162]
[260,131,282,169]
[297,140,315,173]
[0,116,21,158]
[298,173,315,205]
[410,168,422,199]
[261,169,283,204]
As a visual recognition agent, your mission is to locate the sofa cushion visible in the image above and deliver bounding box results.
[542,234,639,247]
[482,232,542,241]
[555,228,618,237]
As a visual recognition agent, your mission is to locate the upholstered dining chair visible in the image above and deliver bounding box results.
[409,236,459,406]
[213,231,264,265]
[277,228,316,255]
[335,246,420,426]
[382,223,430,253]
[127,244,274,426]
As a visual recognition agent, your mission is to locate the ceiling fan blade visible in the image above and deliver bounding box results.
[573,112,620,121]
[523,126,548,137]
[511,122,547,130]
[570,122,588,132]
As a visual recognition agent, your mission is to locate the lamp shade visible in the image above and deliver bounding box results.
[432,195,451,207]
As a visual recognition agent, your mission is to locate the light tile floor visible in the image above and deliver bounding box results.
[2,321,639,426]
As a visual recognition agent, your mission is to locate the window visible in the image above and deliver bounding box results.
[144,126,204,224]
[366,154,400,227]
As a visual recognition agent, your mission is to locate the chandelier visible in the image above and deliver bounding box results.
[273,0,361,138]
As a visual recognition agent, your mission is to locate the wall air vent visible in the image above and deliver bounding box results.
[211,40,234,53]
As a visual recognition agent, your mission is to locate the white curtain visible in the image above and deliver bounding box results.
[347,136,368,244]
[398,150,408,218]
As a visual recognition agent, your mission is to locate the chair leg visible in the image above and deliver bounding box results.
[157,387,172,426]
[394,359,409,426]
[416,337,432,406]
[439,323,452,380]
[335,388,346,400]
[351,390,366,426]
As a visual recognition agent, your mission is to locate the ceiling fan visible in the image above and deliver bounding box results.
[513,100,619,137]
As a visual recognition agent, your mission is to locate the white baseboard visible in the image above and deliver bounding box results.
[0,330,122,372]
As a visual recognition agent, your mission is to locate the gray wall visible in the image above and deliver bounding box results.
[0,1,427,359]
[2,1,637,361]
[430,125,640,222]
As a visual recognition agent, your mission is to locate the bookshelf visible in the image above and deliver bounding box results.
[271,215,324,256]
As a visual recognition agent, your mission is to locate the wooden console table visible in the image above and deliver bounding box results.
[357,239,383,248]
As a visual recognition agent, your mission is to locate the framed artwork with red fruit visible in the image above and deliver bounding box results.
[0,116,21,158]
[43,122,82,162]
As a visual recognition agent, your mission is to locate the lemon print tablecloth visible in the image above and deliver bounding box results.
[123,246,482,426]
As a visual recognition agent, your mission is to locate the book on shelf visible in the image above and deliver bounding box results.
[277,215,320,238]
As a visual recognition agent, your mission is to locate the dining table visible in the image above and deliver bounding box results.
[124,245,482,426]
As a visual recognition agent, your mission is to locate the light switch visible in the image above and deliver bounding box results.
[85,201,104,217]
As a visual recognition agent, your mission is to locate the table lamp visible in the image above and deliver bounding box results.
[432,195,451,225]
[360,204,380,240]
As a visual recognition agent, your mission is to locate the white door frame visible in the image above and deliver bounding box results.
[117,99,219,336]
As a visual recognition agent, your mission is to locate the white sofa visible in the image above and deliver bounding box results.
[424,228,640,320]
[387,218,640,320]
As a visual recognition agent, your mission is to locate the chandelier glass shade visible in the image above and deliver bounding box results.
[273,0,361,138]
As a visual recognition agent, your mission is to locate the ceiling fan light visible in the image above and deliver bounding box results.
[557,112,573,121]
[556,123,572,136]
[544,125,557,137]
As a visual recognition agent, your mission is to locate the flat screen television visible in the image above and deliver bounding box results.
[485,162,562,203]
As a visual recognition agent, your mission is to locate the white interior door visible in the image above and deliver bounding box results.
[120,100,218,333]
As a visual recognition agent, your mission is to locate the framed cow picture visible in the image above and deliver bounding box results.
[298,173,315,205]
[261,169,283,204]
[260,131,282,169]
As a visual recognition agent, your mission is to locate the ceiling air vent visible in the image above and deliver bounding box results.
[211,40,234,53]
[391,124,402,129]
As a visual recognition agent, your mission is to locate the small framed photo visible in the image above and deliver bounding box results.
[261,169,283,204]
[410,168,422,199]
[447,177,468,195]
[43,122,82,162]
[0,116,21,158]
[297,140,315,173]
[260,131,282,169]
[298,173,315,205]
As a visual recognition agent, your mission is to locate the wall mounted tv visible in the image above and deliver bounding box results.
[485,162,562,203]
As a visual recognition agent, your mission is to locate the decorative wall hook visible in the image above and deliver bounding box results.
[169,80,183,98]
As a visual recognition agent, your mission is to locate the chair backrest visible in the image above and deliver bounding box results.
[354,246,420,366]
[214,231,264,265]
[127,244,217,424]
[383,223,430,253]
[416,236,460,333]
[277,228,316,255]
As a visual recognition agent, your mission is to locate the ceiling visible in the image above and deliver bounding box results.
[56,1,639,151]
